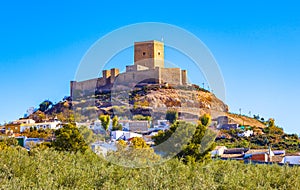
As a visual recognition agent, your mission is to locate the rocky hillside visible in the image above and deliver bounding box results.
[25,84,266,128]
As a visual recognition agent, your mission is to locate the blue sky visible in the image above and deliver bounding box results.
[0,1,299,134]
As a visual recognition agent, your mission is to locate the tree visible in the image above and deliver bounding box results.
[79,125,95,144]
[130,137,149,149]
[99,115,110,131]
[153,114,216,164]
[133,114,151,121]
[39,100,53,112]
[166,109,178,124]
[199,114,211,127]
[53,124,88,153]
[112,116,119,129]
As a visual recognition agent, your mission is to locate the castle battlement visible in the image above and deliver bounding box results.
[70,40,187,96]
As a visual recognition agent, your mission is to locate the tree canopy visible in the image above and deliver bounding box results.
[153,114,216,164]
[53,124,88,153]
[165,109,178,124]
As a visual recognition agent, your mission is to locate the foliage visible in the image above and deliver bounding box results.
[53,124,88,153]
[107,137,160,168]
[165,109,178,124]
[130,137,149,149]
[39,100,53,112]
[99,115,110,131]
[0,137,18,150]
[132,114,151,122]
[199,113,211,127]
[78,125,95,144]
[0,148,300,189]
[22,128,53,139]
[153,115,216,164]
[111,116,123,131]
[112,116,118,128]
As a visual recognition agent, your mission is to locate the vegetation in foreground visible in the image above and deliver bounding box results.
[0,147,299,190]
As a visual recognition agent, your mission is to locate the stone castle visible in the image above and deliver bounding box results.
[70,40,187,96]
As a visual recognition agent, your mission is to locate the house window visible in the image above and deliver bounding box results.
[158,52,160,55]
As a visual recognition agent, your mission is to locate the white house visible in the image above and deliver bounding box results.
[281,156,300,165]
[211,146,227,157]
[111,130,142,141]
[91,141,117,156]
[20,121,62,132]
[238,130,254,137]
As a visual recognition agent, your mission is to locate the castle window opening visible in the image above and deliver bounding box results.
[143,52,146,56]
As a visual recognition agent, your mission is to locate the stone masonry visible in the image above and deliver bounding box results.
[70,40,188,96]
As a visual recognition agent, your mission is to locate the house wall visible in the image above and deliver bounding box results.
[251,154,268,162]
[128,121,149,132]
[5,124,20,133]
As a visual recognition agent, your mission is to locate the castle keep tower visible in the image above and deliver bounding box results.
[134,40,164,69]
[71,40,188,97]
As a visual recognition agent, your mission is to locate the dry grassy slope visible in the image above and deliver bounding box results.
[137,88,266,128]
[138,88,228,113]
[226,113,266,128]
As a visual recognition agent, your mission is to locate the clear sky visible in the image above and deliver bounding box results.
[0,1,299,134]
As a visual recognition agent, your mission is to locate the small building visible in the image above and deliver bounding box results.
[111,130,142,141]
[24,138,44,150]
[281,156,300,165]
[211,146,227,157]
[244,147,275,162]
[20,121,62,132]
[5,123,21,133]
[217,116,229,126]
[224,148,249,155]
[91,142,117,156]
[128,121,149,132]
[238,130,254,137]
[219,124,239,130]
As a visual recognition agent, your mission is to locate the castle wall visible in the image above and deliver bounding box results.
[70,40,189,96]
[160,68,182,85]
[116,68,160,86]
[110,68,120,84]
[181,70,187,85]
[126,65,149,72]
[102,70,111,79]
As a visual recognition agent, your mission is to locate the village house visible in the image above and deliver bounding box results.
[211,146,227,157]
[110,130,142,141]
[20,120,62,132]
[281,156,300,165]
